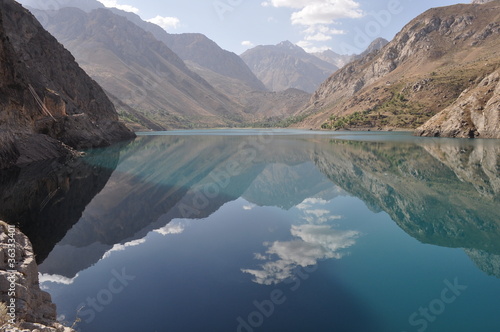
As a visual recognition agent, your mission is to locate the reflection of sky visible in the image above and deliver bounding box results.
[40,221,186,286]
[242,197,359,285]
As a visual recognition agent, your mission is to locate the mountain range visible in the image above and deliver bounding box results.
[4,0,499,143]
[295,0,500,138]
[25,0,318,129]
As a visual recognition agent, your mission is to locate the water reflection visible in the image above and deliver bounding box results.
[0,144,124,263]
[242,223,359,285]
[1,132,499,283]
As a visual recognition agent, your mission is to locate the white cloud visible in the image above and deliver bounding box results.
[98,0,139,13]
[266,0,362,53]
[242,224,359,285]
[147,15,181,31]
[290,0,363,26]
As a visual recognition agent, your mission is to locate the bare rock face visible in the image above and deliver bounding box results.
[415,70,500,138]
[0,221,75,332]
[0,0,134,169]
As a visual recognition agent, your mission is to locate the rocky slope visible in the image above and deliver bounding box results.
[416,69,500,138]
[0,221,75,332]
[352,37,389,61]
[0,0,133,169]
[296,1,500,134]
[29,6,246,129]
[241,41,338,93]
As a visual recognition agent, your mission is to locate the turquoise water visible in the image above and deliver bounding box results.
[19,130,500,332]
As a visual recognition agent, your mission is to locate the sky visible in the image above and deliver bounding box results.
[98,0,464,55]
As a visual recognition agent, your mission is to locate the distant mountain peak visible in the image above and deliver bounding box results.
[278,40,296,48]
[241,41,338,93]
[19,0,104,12]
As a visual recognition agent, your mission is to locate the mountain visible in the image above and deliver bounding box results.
[103,7,267,92]
[295,1,500,136]
[312,50,353,69]
[27,6,248,129]
[19,0,104,12]
[241,41,339,93]
[0,0,133,169]
[415,69,500,138]
[161,33,267,91]
[352,37,389,61]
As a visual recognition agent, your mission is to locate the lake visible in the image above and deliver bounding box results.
[2,130,499,332]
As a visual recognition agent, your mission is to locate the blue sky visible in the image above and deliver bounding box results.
[100,0,464,55]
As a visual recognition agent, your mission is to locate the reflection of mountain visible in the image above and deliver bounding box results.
[242,162,342,210]
[313,139,500,256]
[14,133,500,281]
[465,249,500,279]
[39,135,338,278]
[0,145,123,263]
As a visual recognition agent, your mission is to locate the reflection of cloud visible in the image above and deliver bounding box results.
[154,222,185,236]
[243,204,256,211]
[296,198,328,210]
[296,198,343,224]
[102,239,146,259]
[40,273,79,286]
[242,224,359,285]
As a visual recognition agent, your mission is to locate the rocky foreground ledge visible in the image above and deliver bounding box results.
[0,221,75,332]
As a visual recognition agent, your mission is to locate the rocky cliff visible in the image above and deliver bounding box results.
[0,221,75,332]
[297,1,500,133]
[0,0,134,169]
[415,69,500,138]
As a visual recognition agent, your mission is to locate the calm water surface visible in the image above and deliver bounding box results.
[2,130,499,332]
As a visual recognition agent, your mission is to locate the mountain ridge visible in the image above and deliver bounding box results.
[295,1,500,137]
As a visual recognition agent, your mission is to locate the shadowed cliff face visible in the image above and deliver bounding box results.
[0,143,125,263]
[0,0,133,169]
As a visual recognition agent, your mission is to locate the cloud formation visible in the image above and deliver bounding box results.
[98,0,139,13]
[147,15,181,31]
[262,0,363,52]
